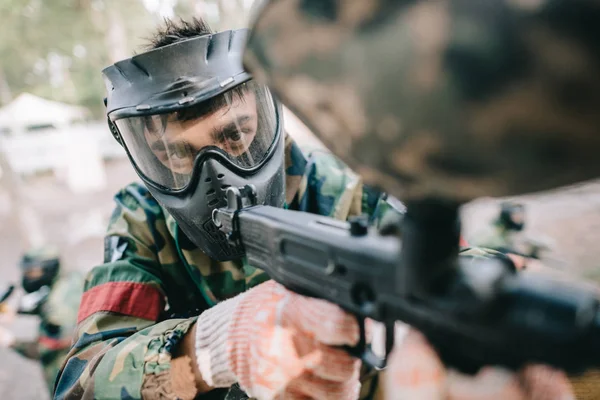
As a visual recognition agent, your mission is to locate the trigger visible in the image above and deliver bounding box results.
[343,318,394,370]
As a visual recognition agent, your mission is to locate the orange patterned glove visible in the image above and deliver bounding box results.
[384,328,575,400]
[195,280,361,400]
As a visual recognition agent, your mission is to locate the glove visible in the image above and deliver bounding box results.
[384,329,575,400]
[0,325,15,348]
[195,280,361,400]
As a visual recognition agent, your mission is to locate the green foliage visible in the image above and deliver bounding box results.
[0,0,157,117]
[0,0,253,117]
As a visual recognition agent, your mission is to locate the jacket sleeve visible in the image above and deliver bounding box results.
[54,184,196,400]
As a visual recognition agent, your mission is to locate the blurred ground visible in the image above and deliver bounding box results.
[0,347,49,399]
[1,113,599,397]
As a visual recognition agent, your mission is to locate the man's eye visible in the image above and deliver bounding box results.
[168,144,189,159]
[223,130,242,142]
[224,128,252,142]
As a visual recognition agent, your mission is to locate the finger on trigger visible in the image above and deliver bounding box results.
[285,294,360,346]
[304,342,360,382]
[288,371,361,400]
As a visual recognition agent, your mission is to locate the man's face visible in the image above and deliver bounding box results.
[23,266,43,281]
[510,210,525,226]
[144,91,259,175]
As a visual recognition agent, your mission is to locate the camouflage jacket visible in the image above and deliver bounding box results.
[13,271,84,393]
[54,135,392,400]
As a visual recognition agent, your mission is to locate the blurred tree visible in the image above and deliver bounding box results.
[174,0,220,27]
[0,0,154,118]
[0,66,12,105]
[0,0,253,116]
[173,0,253,31]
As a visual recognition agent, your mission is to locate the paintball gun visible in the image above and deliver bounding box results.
[0,285,15,305]
[213,185,600,375]
[0,285,15,313]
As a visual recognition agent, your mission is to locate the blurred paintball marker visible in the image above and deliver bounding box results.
[0,285,15,305]
[214,186,600,374]
[0,284,15,312]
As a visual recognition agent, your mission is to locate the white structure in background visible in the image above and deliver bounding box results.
[0,93,88,177]
[0,93,123,193]
[0,93,89,133]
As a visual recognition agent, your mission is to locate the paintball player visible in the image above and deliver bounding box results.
[473,202,554,268]
[55,15,574,400]
[0,247,83,394]
[471,202,526,253]
[55,18,396,400]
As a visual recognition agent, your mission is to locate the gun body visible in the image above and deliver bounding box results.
[214,186,600,374]
[233,205,399,319]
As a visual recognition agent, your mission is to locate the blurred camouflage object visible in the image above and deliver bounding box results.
[244,0,600,203]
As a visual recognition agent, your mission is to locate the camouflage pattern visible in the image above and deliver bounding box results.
[54,134,391,400]
[244,0,600,203]
[12,271,84,394]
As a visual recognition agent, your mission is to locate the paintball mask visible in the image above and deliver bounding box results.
[103,29,285,261]
[20,247,60,294]
[499,202,525,232]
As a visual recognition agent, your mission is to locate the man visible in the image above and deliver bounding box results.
[56,17,570,400]
[55,18,394,400]
[0,247,83,394]
[472,202,526,253]
[473,202,555,270]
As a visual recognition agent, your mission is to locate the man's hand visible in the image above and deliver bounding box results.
[193,280,361,400]
[384,329,574,399]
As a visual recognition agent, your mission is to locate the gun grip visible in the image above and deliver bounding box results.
[342,317,394,370]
